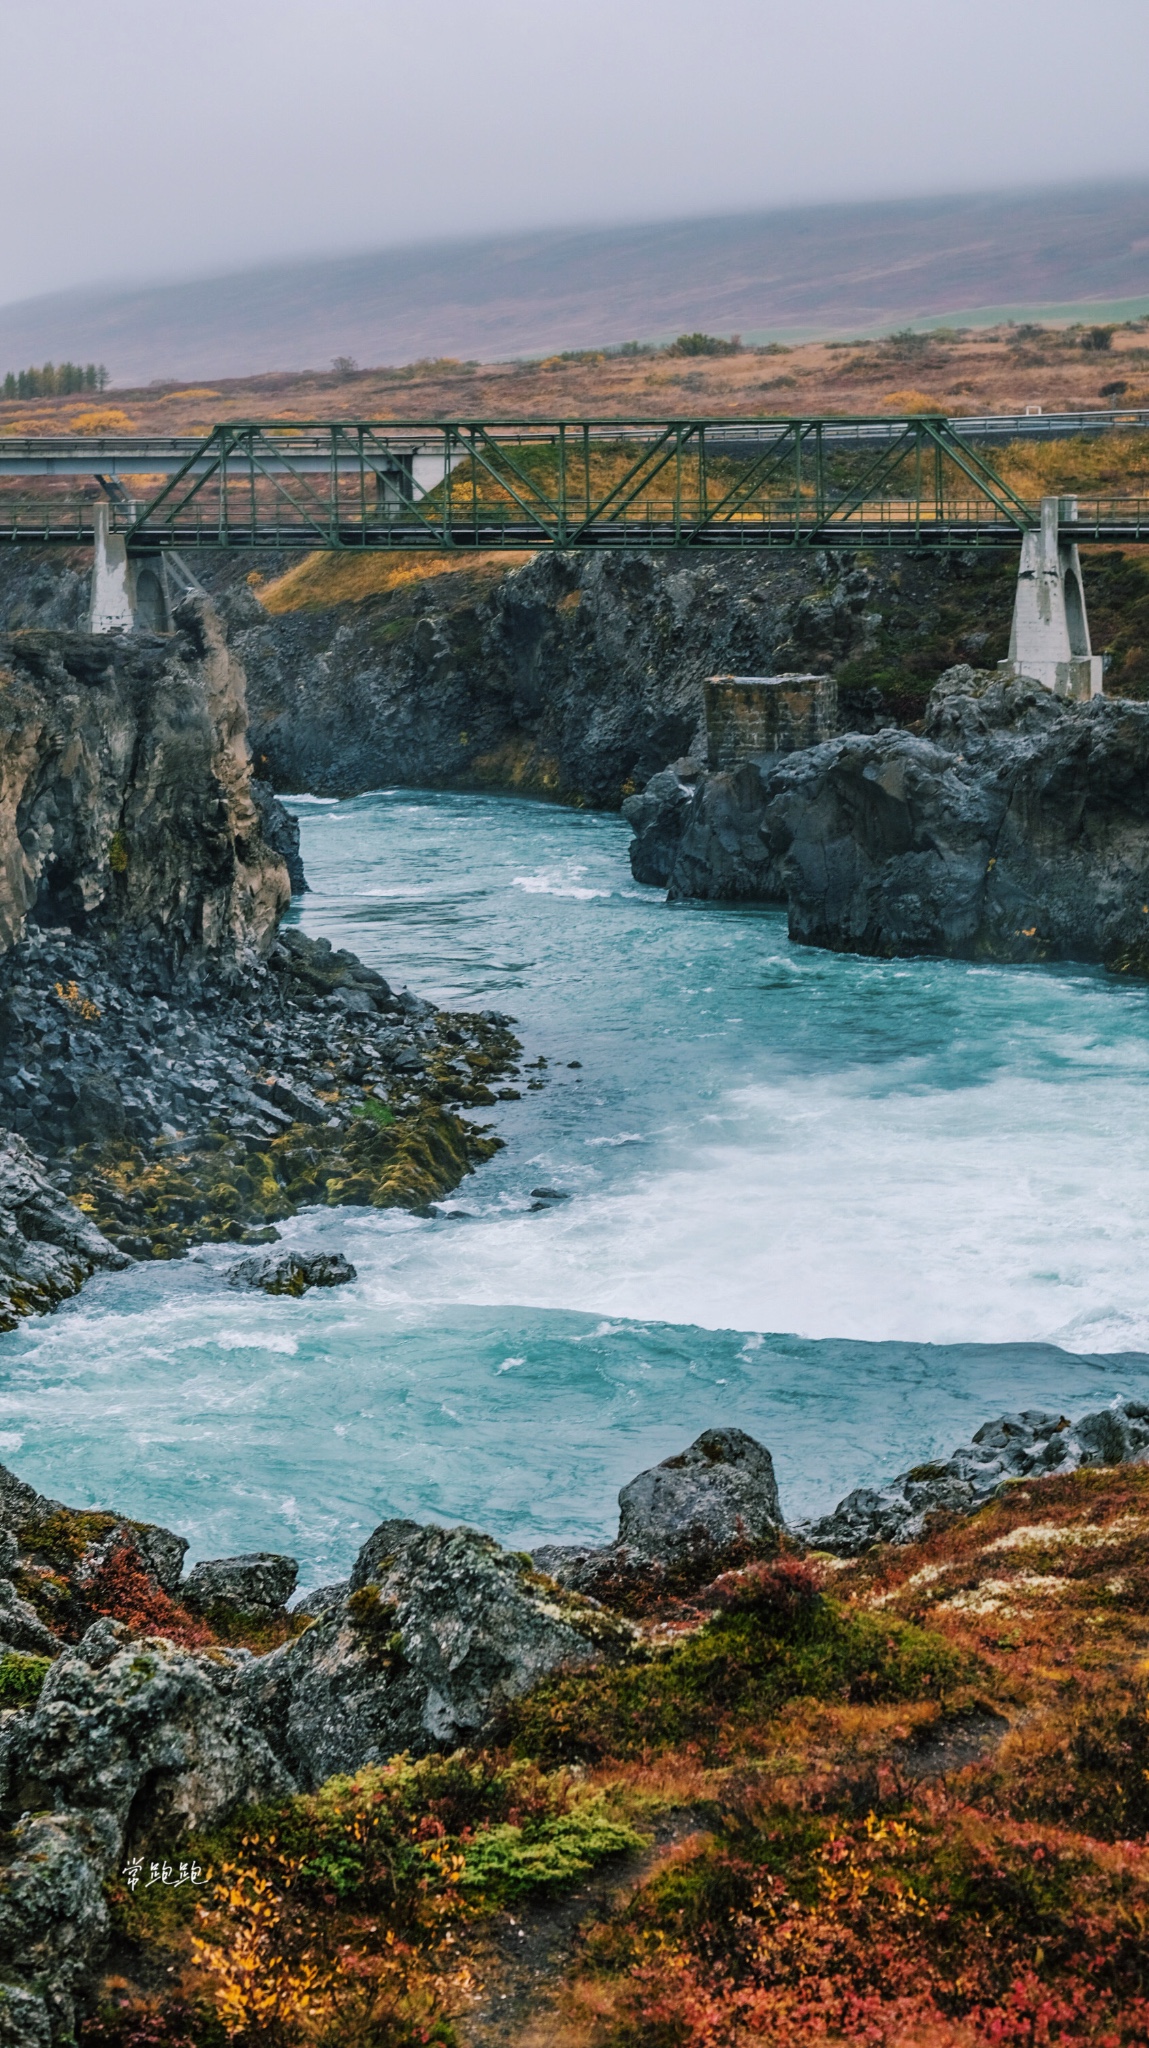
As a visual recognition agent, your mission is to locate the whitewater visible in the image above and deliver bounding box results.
[2,786,1148,1584]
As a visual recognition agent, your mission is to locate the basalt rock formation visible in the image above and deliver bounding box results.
[0,1130,127,1327]
[629,667,1149,974]
[0,603,288,980]
[0,597,522,1277]
[0,537,1051,810]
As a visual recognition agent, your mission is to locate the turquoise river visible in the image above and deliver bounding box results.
[3,788,1149,1588]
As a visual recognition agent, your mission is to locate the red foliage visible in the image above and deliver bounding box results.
[705,1555,824,1622]
[84,1542,214,1650]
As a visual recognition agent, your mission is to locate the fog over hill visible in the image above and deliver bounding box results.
[2,180,1149,386]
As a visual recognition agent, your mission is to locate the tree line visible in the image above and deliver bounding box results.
[2,361,109,399]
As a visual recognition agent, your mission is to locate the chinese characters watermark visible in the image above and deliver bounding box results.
[122,1856,208,1891]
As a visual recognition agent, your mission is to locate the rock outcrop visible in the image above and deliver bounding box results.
[630,668,1149,974]
[242,1520,631,1789]
[804,1396,1149,1553]
[0,1457,188,1598]
[0,1619,289,2043]
[0,920,518,1265]
[533,1427,783,1602]
[0,1130,127,1328]
[0,604,288,982]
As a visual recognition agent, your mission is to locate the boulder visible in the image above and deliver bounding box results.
[242,1523,631,1789]
[227,1248,356,1295]
[803,1397,1149,1553]
[533,1428,783,1602]
[0,1616,292,1831]
[181,1552,299,1617]
[618,1427,782,1566]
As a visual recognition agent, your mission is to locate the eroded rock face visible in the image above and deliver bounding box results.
[804,1397,1149,1553]
[0,1616,291,1828]
[634,669,1149,973]
[0,1131,128,1328]
[251,777,306,895]
[0,602,289,981]
[534,1427,783,1601]
[0,1808,117,2045]
[242,1522,628,1788]
[226,549,888,807]
[0,1618,292,2042]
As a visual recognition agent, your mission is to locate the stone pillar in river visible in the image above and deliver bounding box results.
[703,672,837,770]
[999,494,1104,701]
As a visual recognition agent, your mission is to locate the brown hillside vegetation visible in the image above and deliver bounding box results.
[3,320,1149,437]
[85,1464,1149,2047]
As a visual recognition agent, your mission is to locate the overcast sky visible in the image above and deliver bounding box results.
[2,0,1148,310]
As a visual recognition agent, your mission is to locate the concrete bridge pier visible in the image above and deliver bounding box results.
[999,494,1103,700]
[89,503,197,633]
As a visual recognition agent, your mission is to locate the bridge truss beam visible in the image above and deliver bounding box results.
[1,416,1148,552]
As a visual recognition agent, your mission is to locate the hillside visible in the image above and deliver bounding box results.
[1,180,1149,387]
[3,316,1149,440]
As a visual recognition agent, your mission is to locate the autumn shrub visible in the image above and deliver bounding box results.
[80,1997,227,2048]
[503,1594,966,1765]
[971,1682,1149,1840]
[582,1804,1149,2047]
[171,1754,642,2042]
[84,1540,214,1649]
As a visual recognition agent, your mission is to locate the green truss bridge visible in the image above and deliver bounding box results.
[2,414,1148,554]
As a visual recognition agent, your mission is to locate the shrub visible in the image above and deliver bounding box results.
[503,1594,965,1764]
[666,332,741,357]
[460,1793,644,1903]
[0,1650,51,1706]
[85,1540,214,1649]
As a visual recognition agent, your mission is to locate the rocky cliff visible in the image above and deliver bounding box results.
[203,543,1021,805]
[0,600,288,983]
[628,666,1149,973]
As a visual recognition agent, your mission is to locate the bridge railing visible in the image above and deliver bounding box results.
[5,493,1149,549]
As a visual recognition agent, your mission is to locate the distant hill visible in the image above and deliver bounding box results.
[2,181,1149,386]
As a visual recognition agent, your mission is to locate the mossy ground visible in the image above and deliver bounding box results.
[63,1009,518,1261]
[79,1467,1149,2046]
